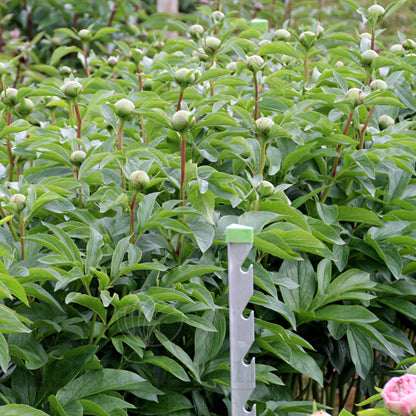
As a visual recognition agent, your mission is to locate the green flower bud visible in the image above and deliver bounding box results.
[407,363,416,375]
[78,29,91,41]
[247,55,264,73]
[171,110,196,132]
[378,114,395,130]
[281,54,295,65]
[190,24,204,38]
[131,48,143,63]
[346,88,364,106]
[274,28,291,41]
[316,24,324,37]
[402,39,416,50]
[212,10,225,23]
[203,36,221,56]
[70,150,86,166]
[299,31,317,49]
[62,81,83,98]
[226,61,237,73]
[129,170,150,192]
[115,98,135,118]
[60,65,73,75]
[256,117,275,138]
[359,32,372,40]
[257,180,274,198]
[107,56,118,67]
[361,49,378,65]
[367,4,385,20]
[192,48,209,62]
[370,79,388,91]
[51,36,61,45]
[1,88,18,106]
[259,40,271,48]
[335,60,344,67]
[16,98,34,115]
[174,68,195,87]
[142,78,153,91]
[390,43,404,52]
[9,194,26,212]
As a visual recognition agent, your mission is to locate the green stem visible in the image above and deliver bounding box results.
[117,119,125,151]
[258,140,267,176]
[254,73,259,120]
[82,43,91,77]
[88,312,97,344]
[19,213,25,260]
[130,193,137,241]
[180,133,186,204]
[304,50,309,87]
[6,110,14,182]
[359,105,375,150]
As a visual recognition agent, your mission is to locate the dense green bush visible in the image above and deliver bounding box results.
[0,1,416,415]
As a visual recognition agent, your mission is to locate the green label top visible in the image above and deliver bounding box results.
[226,224,254,244]
[250,19,268,31]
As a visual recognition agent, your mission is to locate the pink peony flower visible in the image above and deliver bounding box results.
[382,374,416,415]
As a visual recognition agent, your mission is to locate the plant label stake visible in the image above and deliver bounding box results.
[226,224,256,416]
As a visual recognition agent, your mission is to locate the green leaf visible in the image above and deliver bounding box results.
[0,405,49,416]
[0,332,9,373]
[347,326,373,379]
[56,369,146,406]
[51,46,82,65]
[161,264,224,285]
[85,228,103,274]
[337,206,381,226]
[313,305,378,324]
[65,293,107,323]
[92,27,119,40]
[143,353,190,382]
[154,330,201,382]
[258,41,299,58]
[110,236,130,279]
[254,232,302,261]
[198,113,240,128]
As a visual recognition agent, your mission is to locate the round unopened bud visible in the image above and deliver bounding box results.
[335,60,344,67]
[257,180,274,198]
[203,36,221,55]
[367,4,385,20]
[16,98,34,115]
[407,363,416,375]
[212,10,225,23]
[346,88,364,106]
[78,29,91,41]
[190,24,204,38]
[60,65,73,75]
[1,88,18,106]
[226,61,237,73]
[370,79,388,91]
[309,411,332,416]
[299,31,317,49]
[192,48,209,62]
[62,81,83,98]
[115,98,135,118]
[51,36,61,45]
[108,56,118,67]
[361,49,378,65]
[359,32,372,40]
[129,170,150,192]
[316,24,324,37]
[390,43,404,52]
[282,54,295,65]
[402,39,416,50]
[174,68,195,87]
[247,55,264,72]
[131,48,143,63]
[254,2,263,11]
[70,150,86,166]
[171,110,196,132]
[256,117,275,138]
[274,28,291,41]
[259,40,271,47]
[9,194,26,212]
[378,114,395,130]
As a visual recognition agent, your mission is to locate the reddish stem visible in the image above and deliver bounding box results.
[177,89,184,111]
[82,44,91,77]
[108,6,118,26]
[359,106,375,150]
[137,65,143,92]
[117,120,124,151]
[331,111,354,178]
[254,74,259,120]
[6,111,14,182]
[180,134,186,204]
[130,193,137,238]
[74,101,82,145]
